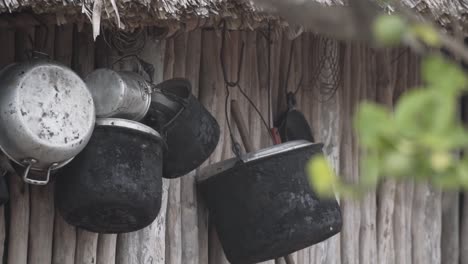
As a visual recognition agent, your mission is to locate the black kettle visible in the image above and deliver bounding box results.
[144,78,220,178]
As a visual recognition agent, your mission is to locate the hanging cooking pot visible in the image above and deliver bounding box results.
[85,69,152,121]
[143,78,220,178]
[197,140,342,264]
[276,92,315,142]
[55,118,164,233]
[0,59,95,185]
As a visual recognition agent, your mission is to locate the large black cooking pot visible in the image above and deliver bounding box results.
[143,78,220,178]
[55,118,164,233]
[197,140,342,264]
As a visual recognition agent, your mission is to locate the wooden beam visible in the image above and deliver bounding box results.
[115,28,168,264]
[52,24,76,264]
[0,25,15,264]
[7,26,35,264]
[181,29,202,264]
[27,24,56,264]
[71,24,98,264]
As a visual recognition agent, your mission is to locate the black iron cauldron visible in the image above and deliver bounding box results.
[197,140,342,263]
[55,118,164,233]
[143,78,220,178]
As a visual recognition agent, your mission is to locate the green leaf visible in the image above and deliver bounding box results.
[373,15,407,46]
[457,158,468,189]
[354,102,395,148]
[410,24,440,47]
[430,151,453,172]
[394,89,436,138]
[422,55,468,91]
[360,152,381,186]
[431,168,461,190]
[307,155,337,197]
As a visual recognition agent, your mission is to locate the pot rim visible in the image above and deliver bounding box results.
[197,140,323,182]
[96,118,163,142]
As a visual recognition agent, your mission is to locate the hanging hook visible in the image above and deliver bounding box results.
[220,19,245,87]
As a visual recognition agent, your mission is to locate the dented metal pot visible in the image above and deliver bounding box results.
[197,140,342,263]
[85,69,152,121]
[0,59,95,185]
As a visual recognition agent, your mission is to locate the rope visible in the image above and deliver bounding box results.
[105,27,146,55]
[220,20,244,158]
[220,20,275,157]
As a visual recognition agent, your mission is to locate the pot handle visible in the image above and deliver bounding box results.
[21,159,57,185]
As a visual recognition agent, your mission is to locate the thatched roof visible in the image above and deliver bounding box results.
[0,0,467,38]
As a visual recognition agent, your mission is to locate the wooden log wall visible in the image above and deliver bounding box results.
[0,22,462,264]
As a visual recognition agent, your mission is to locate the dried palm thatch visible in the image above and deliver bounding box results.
[0,0,467,39]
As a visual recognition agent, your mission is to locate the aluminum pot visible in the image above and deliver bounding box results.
[143,78,220,178]
[55,118,164,233]
[85,69,152,121]
[0,59,95,185]
[197,140,342,263]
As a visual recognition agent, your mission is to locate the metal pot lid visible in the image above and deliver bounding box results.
[0,59,95,171]
[85,69,152,121]
[197,140,321,182]
[96,118,163,141]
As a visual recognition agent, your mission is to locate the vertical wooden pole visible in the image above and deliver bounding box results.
[71,25,98,264]
[163,36,183,264]
[115,27,168,264]
[441,191,459,264]
[312,36,342,264]
[0,26,15,264]
[410,50,441,264]
[460,94,468,264]
[7,26,34,264]
[92,33,117,264]
[52,23,77,264]
[27,24,56,264]
[375,50,397,264]
[359,46,377,264]
[411,184,442,264]
[198,29,230,264]
[339,42,360,264]
[181,28,210,264]
[181,29,202,264]
[393,49,416,264]
[440,50,461,264]
[96,235,116,264]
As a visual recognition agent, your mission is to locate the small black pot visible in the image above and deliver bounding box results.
[276,92,315,142]
[55,118,164,233]
[143,78,220,178]
[197,141,342,264]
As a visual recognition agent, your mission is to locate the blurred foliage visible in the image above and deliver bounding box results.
[308,14,468,197]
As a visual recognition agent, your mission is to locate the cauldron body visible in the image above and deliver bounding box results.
[55,119,163,233]
[144,78,220,178]
[197,141,342,263]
